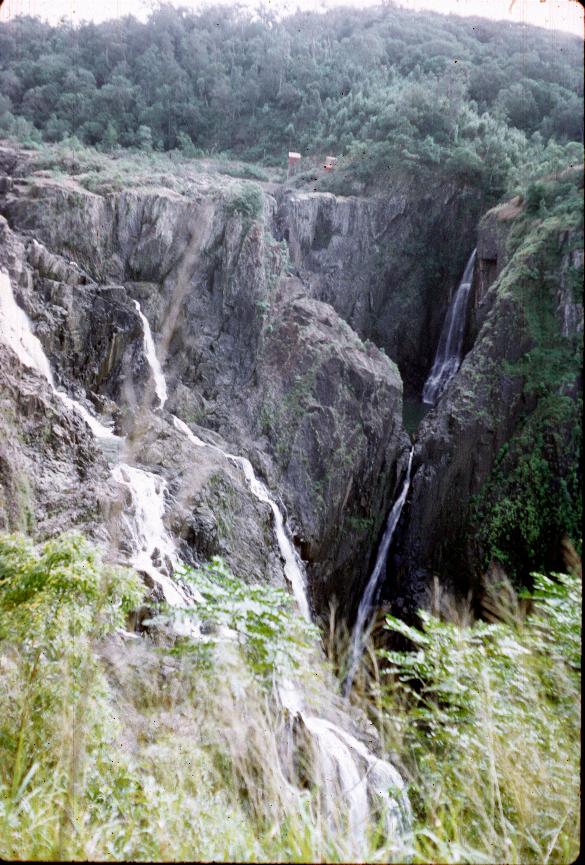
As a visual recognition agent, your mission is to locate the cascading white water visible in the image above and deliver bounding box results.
[328,719,410,839]
[177,400,407,844]
[111,462,195,607]
[278,677,411,851]
[172,414,311,621]
[174,406,412,850]
[422,248,477,406]
[226,455,311,622]
[0,271,118,442]
[133,299,168,409]
[303,714,369,842]
[0,271,187,607]
[2,271,410,852]
[57,391,118,441]
[0,271,56,384]
[344,448,414,696]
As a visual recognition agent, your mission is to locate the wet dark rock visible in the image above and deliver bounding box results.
[390,207,583,617]
[275,184,483,396]
[3,143,576,632]
[0,342,112,541]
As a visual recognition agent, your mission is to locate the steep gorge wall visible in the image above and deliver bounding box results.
[275,180,483,395]
[0,146,409,618]
[388,197,583,617]
[2,143,580,627]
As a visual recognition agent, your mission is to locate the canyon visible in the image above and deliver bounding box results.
[0,138,582,859]
[0,143,582,629]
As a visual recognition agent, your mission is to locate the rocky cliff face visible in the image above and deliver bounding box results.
[275,182,483,395]
[1,143,580,628]
[389,193,583,617]
[0,145,409,618]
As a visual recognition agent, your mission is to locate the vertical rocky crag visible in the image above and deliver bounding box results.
[1,143,581,628]
[389,186,583,618]
[245,276,409,617]
[275,180,484,395]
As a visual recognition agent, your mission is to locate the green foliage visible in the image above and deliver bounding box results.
[225,184,263,221]
[174,557,319,682]
[468,171,583,583]
[0,533,580,862]
[0,532,143,643]
[378,570,581,862]
[0,3,581,185]
[219,163,270,182]
[0,533,143,859]
[471,396,582,581]
[0,534,402,862]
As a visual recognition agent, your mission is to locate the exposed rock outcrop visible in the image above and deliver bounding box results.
[3,142,579,628]
[0,340,113,540]
[0,145,409,617]
[275,182,483,394]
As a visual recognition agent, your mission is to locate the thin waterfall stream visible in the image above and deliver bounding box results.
[0,271,192,608]
[422,248,477,406]
[343,251,477,692]
[344,448,414,696]
[171,415,311,621]
[127,310,411,852]
[133,299,168,409]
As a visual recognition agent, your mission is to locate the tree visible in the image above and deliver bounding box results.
[137,123,153,151]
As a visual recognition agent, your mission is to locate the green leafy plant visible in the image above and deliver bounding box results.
[377,570,581,863]
[172,557,319,682]
[225,184,263,221]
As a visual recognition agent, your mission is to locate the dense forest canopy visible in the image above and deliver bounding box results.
[0,2,583,198]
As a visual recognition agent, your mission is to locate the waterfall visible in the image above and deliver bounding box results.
[278,678,411,851]
[133,299,168,409]
[0,271,56,385]
[111,462,195,608]
[2,272,410,852]
[344,448,414,696]
[146,313,411,850]
[172,418,411,850]
[0,271,187,607]
[302,714,369,842]
[172,415,311,621]
[175,403,412,850]
[422,248,477,406]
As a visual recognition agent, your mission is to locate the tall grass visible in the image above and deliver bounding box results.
[0,532,580,862]
[0,535,407,862]
[361,569,581,864]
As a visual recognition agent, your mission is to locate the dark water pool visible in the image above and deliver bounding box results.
[402,397,430,437]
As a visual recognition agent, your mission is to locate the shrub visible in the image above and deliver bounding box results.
[0,536,407,862]
[225,183,264,220]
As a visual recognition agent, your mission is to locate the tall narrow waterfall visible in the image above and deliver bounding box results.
[344,449,414,696]
[172,415,311,621]
[133,299,168,409]
[173,416,411,851]
[422,248,477,406]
